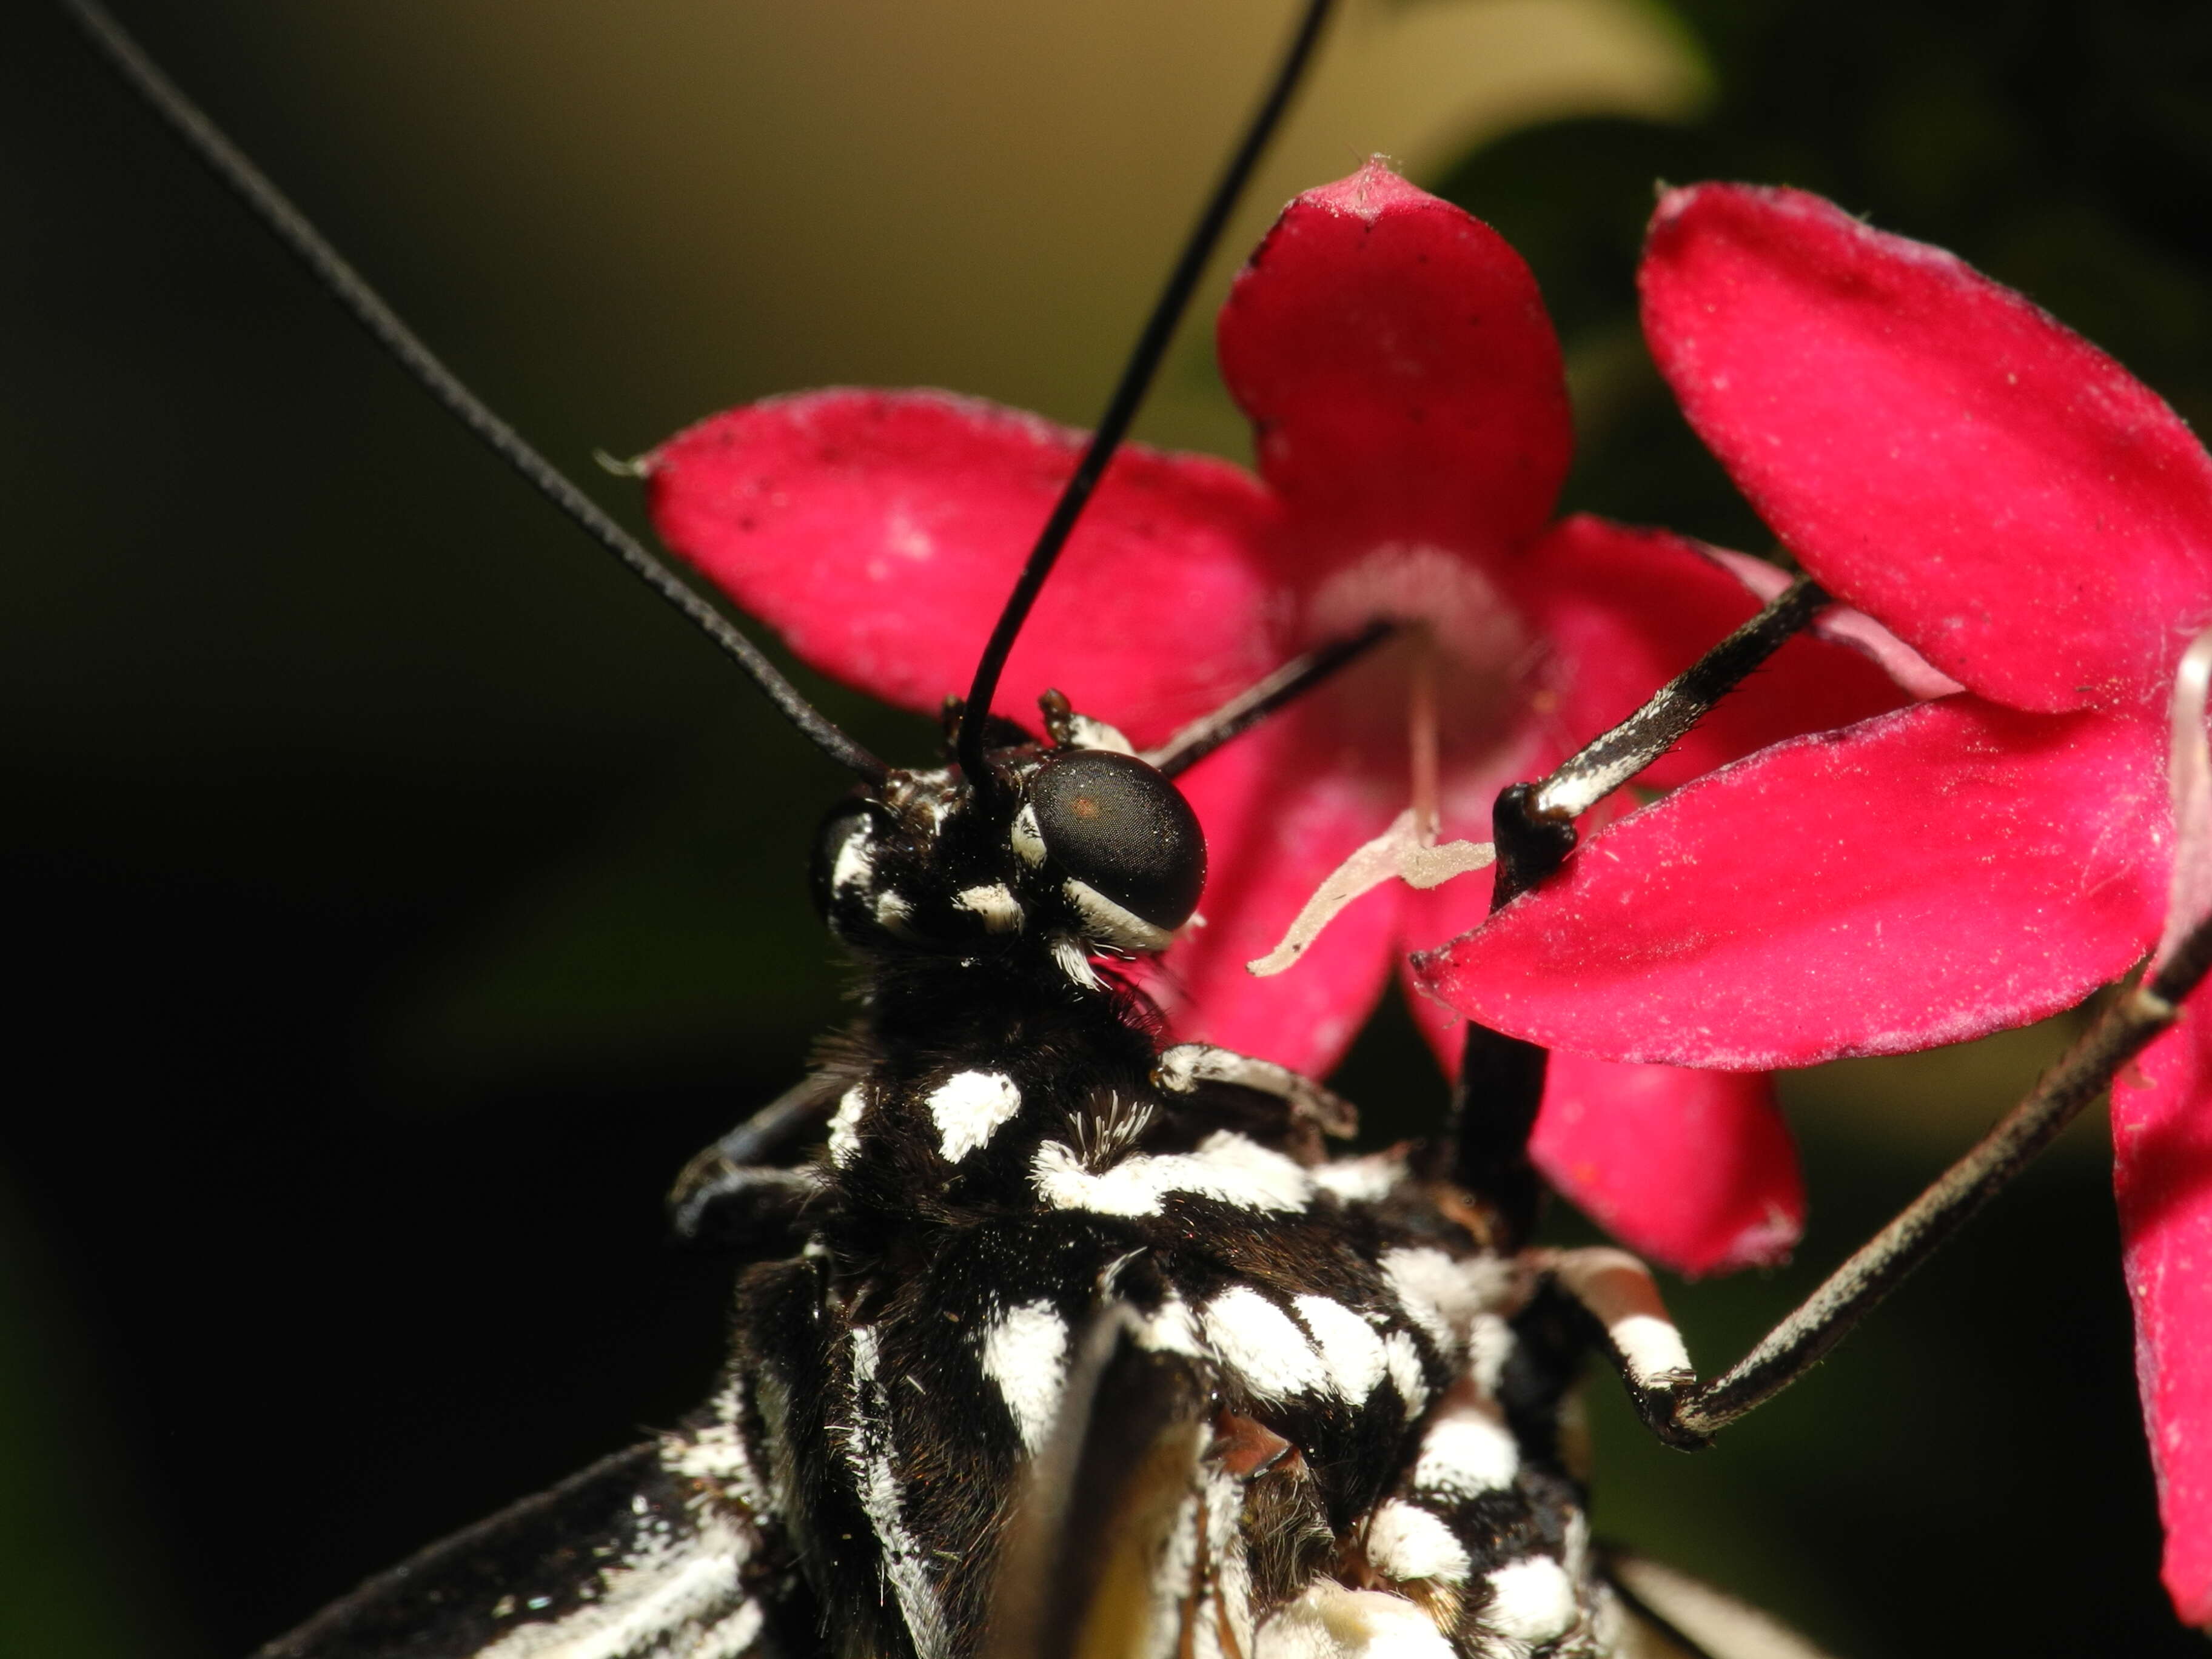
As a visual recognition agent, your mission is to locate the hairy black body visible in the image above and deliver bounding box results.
[255,717,1667,1659]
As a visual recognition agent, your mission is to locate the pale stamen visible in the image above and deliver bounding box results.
[1245,809,1493,977]
[1248,631,1492,977]
[1409,626,1441,843]
[2155,625,2212,970]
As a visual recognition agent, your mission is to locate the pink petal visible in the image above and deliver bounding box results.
[1217,161,1573,560]
[1417,697,2170,1068]
[1533,1054,1803,1276]
[1514,515,1909,789]
[1641,184,2212,716]
[1146,709,1406,1079]
[646,389,1284,743]
[1401,970,1801,1276]
[1701,545,1967,702]
[2116,1005,2212,1626]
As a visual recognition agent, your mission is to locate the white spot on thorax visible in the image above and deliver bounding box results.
[1292,1295,1388,1401]
[979,1299,1069,1453]
[927,1069,1023,1162]
[1202,1286,1329,1400]
[954,882,1024,933]
[1364,1499,1471,1586]
[1312,1154,1404,1206]
[1467,1313,1518,1396]
[1031,1130,1312,1218]
[1381,1247,1517,1363]
[1141,1295,1205,1358]
[1381,1331,1430,1416]
[1481,1555,1580,1646]
[827,1086,867,1168]
[1049,933,1104,990]
[1412,1404,1520,1500]
[874,890,914,931]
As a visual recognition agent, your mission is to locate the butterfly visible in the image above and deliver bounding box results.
[21,3,2194,1659]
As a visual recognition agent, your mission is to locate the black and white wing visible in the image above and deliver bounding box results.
[252,1440,806,1659]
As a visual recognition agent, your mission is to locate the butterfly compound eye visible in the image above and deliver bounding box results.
[1027,749,1205,932]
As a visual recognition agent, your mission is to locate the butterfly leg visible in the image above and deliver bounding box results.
[669,1071,845,1246]
[1533,1247,1705,1452]
[1155,1042,1359,1145]
[1649,950,2206,1440]
[1548,919,2212,1447]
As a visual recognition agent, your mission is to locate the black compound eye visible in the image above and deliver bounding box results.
[1026,749,1205,931]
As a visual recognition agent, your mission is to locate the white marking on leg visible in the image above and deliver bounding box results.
[979,1298,1069,1453]
[1412,1407,1519,1500]
[1481,1557,1578,1646]
[1202,1286,1329,1400]
[1032,1131,1312,1218]
[1543,1247,1694,1389]
[1562,1511,1592,1584]
[827,1086,868,1168]
[928,1069,1024,1162]
[1364,1499,1471,1586]
[1611,1313,1693,1386]
[1253,1581,1453,1659]
[1293,1295,1388,1401]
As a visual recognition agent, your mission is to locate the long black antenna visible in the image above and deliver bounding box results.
[956,0,1339,787]
[61,0,890,786]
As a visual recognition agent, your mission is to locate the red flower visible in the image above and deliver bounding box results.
[643,163,1903,1273]
[1423,182,2212,1623]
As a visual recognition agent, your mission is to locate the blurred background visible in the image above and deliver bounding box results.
[7,0,2211,1652]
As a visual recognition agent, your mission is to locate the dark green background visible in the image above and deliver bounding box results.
[6,1,2208,1654]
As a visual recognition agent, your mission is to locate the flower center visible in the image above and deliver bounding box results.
[1245,545,1537,978]
[1303,543,1537,823]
